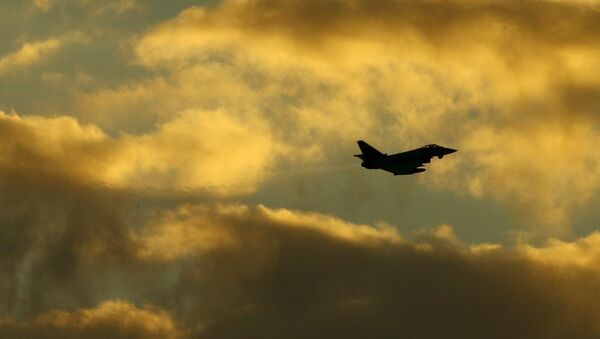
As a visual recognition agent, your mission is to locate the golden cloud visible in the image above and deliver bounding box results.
[129,202,600,338]
[520,232,600,269]
[31,0,53,12]
[0,38,63,74]
[136,203,403,261]
[2,178,600,338]
[429,119,600,236]
[5,2,600,337]
[116,0,600,233]
[0,301,184,339]
[0,110,276,194]
[0,33,85,75]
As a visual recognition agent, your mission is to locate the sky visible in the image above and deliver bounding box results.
[1,0,600,337]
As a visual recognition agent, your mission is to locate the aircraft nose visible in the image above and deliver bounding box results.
[445,147,457,154]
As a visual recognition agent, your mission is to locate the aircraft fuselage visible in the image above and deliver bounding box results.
[355,140,457,175]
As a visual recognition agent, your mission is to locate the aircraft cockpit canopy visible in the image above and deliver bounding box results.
[421,144,440,149]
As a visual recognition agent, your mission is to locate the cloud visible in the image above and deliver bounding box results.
[136,204,403,261]
[31,0,54,12]
[133,0,600,67]
[520,232,600,269]
[0,38,63,74]
[92,0,140,15]
[131,203,600,338]
[0,301,184,339]
[0,32,86,75]
[115,0,600,234]
[428,119,600,236]
[0,110,276,194]
[2,163,600,338]
[6,2,600,338]
[4,1,599,235]
[28,0,141,15]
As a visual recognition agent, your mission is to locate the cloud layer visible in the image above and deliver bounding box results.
[1,115,599,336]
[0,110,276,194]
[2,1,600,337]
[131,203,600,338]
[0,301,184,339]
[2,181,600,337]
[1,129,600,337]
[80,0,600,233]
[0,38,62,74]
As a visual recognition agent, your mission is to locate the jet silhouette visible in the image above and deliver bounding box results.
[354,140,457,175]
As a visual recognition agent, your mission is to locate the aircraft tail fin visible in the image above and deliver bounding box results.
[356,140,384,160]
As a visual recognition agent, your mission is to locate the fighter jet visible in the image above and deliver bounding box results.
[354,140,457,175]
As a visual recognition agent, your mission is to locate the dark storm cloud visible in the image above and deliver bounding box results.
[0,158,137,317]
[141,204,600,339]
[2,161,600,338]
